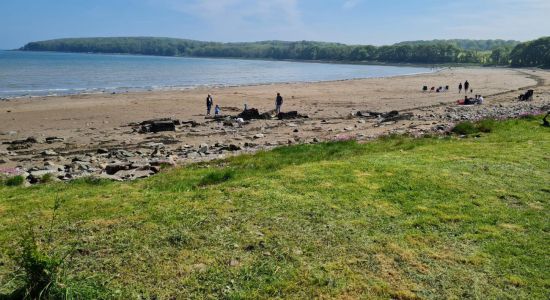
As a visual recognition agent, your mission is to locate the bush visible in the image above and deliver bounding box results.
[5,176,25,187]
[451,122,479,135]
[198,169,235,186]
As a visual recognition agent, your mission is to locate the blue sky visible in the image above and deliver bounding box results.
[1,0,549,49]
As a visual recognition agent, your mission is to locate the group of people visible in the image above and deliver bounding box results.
[462,94,484,105]
[205,92,284,116]
[423,85,449,93]
[206,94,221,116]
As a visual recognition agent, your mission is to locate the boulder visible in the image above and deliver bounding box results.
[238,108,270,121]
[105,162,133,175]
[198,143,209,153]
[137,118,178,133]
[277,111,308,120]
[28,169,60,183]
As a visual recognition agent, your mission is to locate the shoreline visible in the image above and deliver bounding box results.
[0,68,441,101]
[1,50,440,100]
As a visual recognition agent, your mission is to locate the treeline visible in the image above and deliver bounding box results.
[509,37,550,68]
[394,39,519,51]
[19,36,550,68]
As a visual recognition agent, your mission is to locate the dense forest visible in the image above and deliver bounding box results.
[509,37,550,68]
[19,36,550,68]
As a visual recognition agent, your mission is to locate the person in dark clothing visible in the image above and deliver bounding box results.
[459,83,463,93]
[275,93,283,114]
[206,94,213,116]
[464,81,470,93]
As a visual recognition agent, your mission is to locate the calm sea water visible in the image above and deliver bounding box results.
[0,50,431,98]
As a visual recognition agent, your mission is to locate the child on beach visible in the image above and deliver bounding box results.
[214,105,221,116]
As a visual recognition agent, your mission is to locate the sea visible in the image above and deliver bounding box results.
[0,50,432,98]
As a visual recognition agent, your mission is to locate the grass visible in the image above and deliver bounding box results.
[0,118,549,299]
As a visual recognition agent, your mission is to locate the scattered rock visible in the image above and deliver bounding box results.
[41,150,58,156]
[253,133,265,139]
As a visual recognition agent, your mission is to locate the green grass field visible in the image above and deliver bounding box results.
[1,117,549,299]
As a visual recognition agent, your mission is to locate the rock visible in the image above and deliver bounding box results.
[226,144,241,151]
[0,158,8,164]
[28,169,60,183]
[150,157,176,167]
[187,152,200,159]
[277,111,308,120]
[313,137,320,143]
[2,137,38,145]
[41,149,58,156]
[109,149,135,159]
[137,118,178,133]
[237,108,270,120]
[114,169,155,180]
[105,162,132,175]
[95,173,124,182]
[7,143,32,151]
[198,143,209,153]
[45,137,64,144]
[253,134,265,139]
[97,148,109,154]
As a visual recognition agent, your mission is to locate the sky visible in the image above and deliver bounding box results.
[1,0,549,49]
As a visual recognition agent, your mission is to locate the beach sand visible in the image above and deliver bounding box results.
[1,67,549,174]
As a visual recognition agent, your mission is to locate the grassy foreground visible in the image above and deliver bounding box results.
[0,118,549,299]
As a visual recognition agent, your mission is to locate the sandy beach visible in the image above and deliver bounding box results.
[1,67,549,180]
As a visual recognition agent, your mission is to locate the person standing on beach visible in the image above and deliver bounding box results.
[275,93,283,114]
[206,94,213,116]
[459,82,463,93]
[464,81,470,94]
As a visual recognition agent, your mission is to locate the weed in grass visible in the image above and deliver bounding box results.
[4,176,25,187]
[198,169,235,186]
[72,176,111,186]
[40,173,55,184]
[451,121,478,135]
[477,119,496,133]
